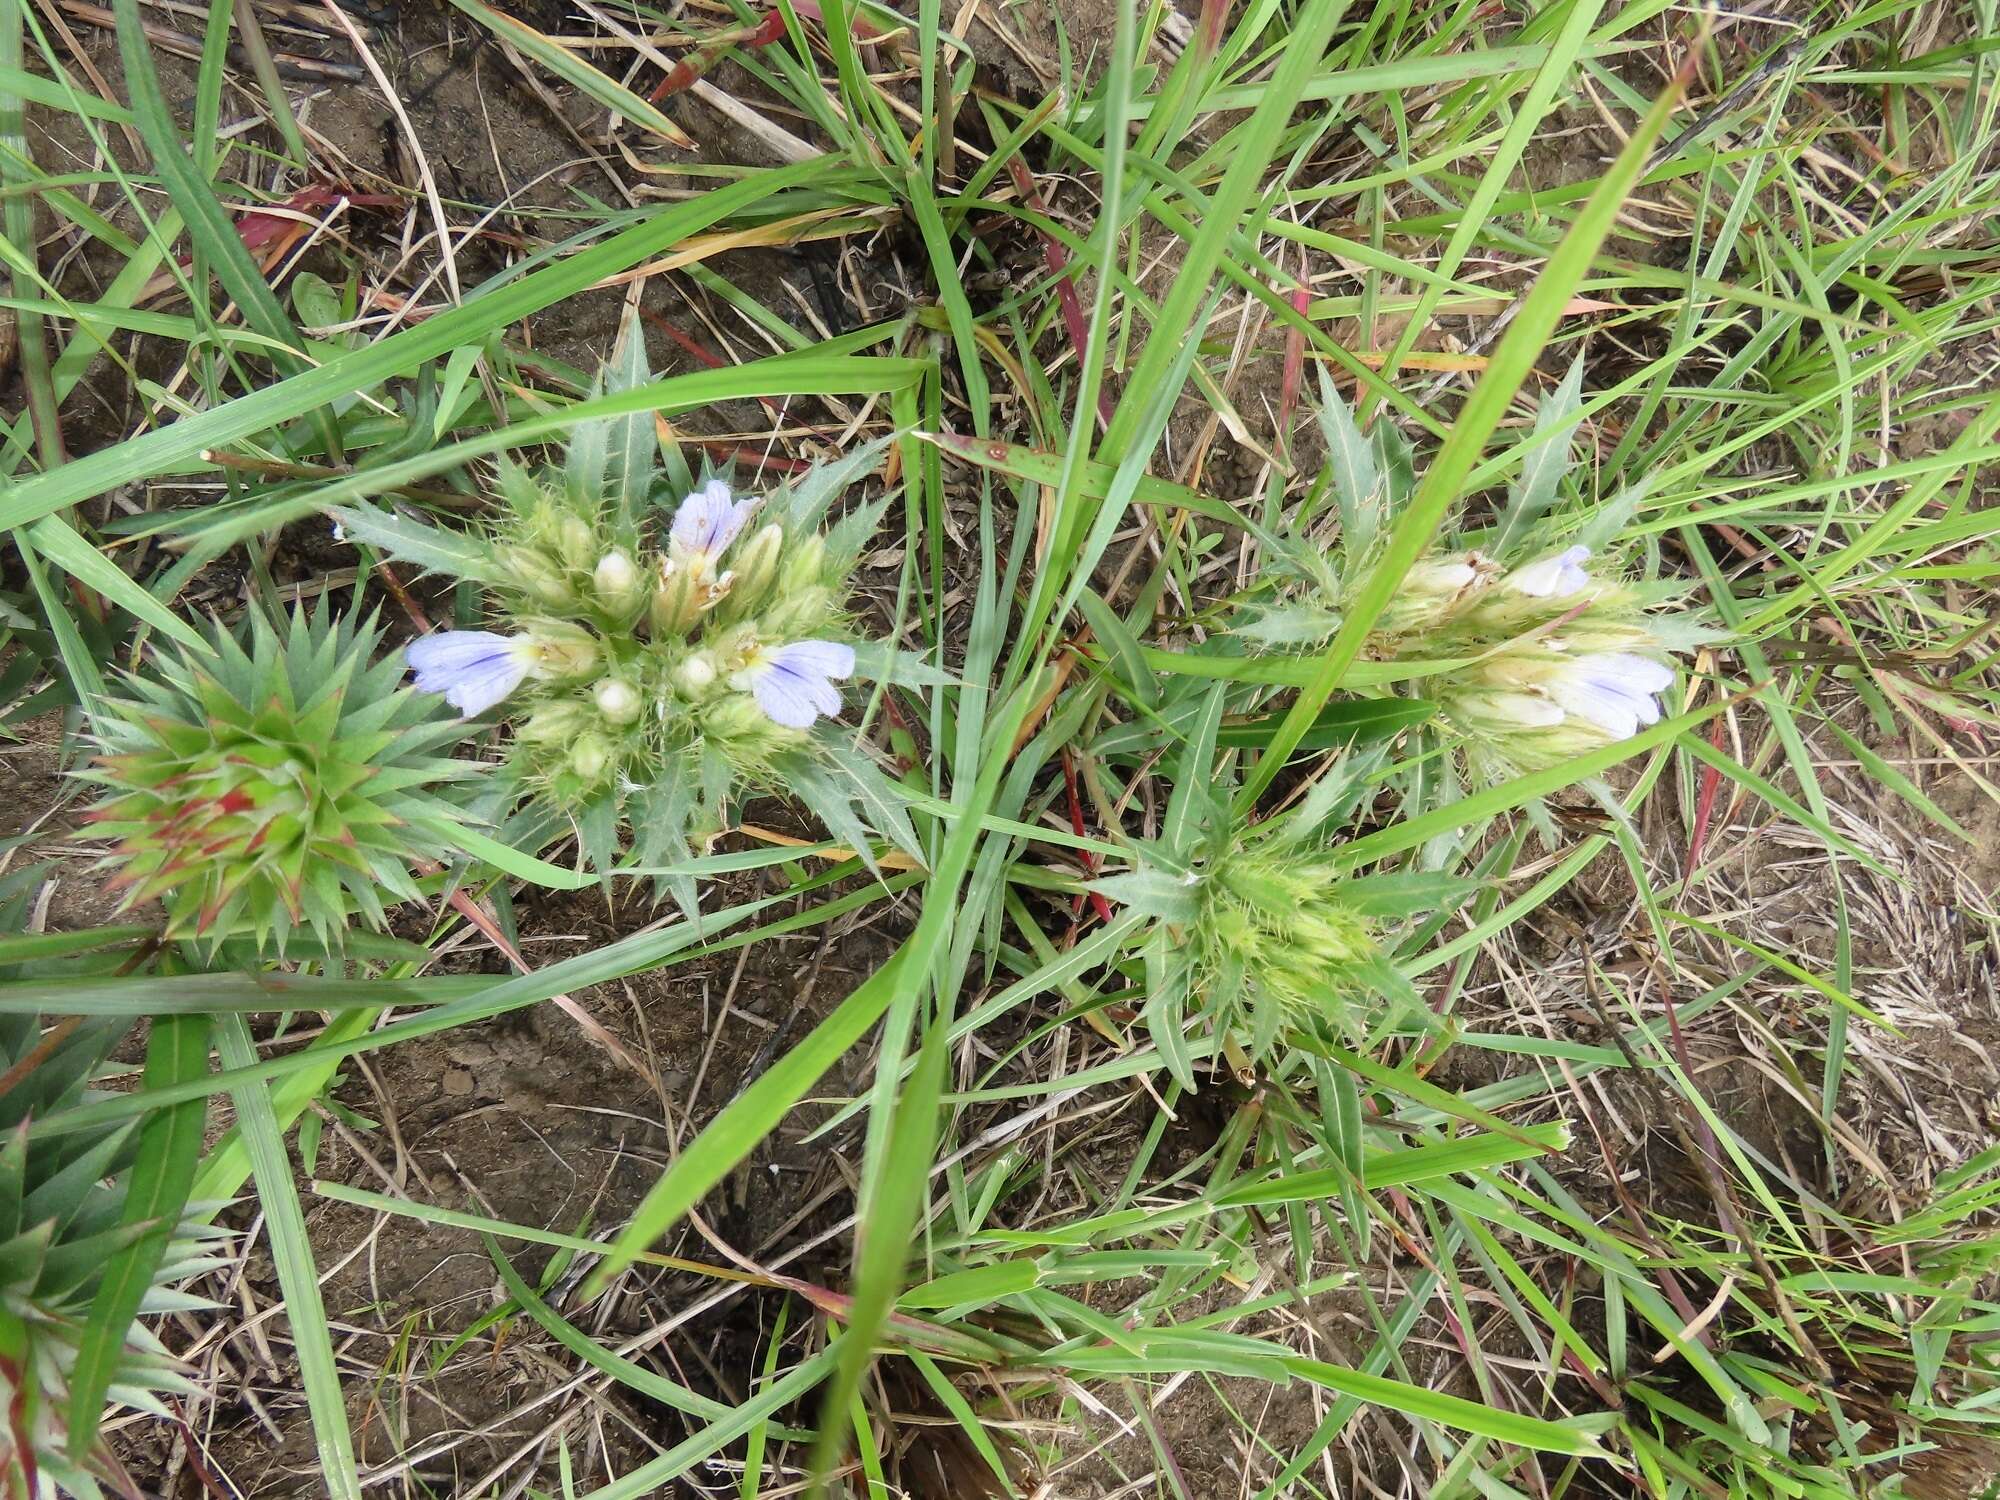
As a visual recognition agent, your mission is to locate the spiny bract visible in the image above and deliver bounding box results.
[77,602,475,952]
[0,1026,223,1499]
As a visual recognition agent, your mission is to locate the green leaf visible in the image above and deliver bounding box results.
[808,953,953,1486]
[1076,587,1161,710]
[598,311,658,523]
[406,814,595,889]
[432,344,484,439]
[26,515,208,652]
[1087,868,1199,923]
[1143,930,1197,1094]
[1214,697,1435,752]
[585,945,912,1293]
[578,1341,842,1500]
[325,504,501,583]
[484,1236,755,1427]
[1316,371,1382,557]
[1492,353,1585,556]
[1283,1356,1611,1456]
[1216,1121,1570,1204]
[899,1258,1041,1310]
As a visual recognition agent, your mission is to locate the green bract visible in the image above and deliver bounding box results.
[77,603,475,952]
[0,1012,221,1500]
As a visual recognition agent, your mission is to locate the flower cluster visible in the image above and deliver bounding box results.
[315,336,917,895]
[1371,541,1690,774]
[315,326,919,901]
[1235,377,1706,782]
[408,477,861,793]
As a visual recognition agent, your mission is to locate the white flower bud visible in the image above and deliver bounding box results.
[593,677,641,725]
[592,549,645,618]
[570,733,612,780]
[674,654,718,696]
[556,514,598,572]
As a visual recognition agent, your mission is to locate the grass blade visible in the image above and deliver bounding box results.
[214,1016,359,1499]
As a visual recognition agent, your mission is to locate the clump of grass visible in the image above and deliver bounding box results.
[1616,1149,2000,1500]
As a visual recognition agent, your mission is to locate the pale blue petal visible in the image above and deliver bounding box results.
[750,666,822,728]
[1548,673,1641,740]
[405,631,529,716]
[1595,652,1674,695]
[768,640,855,681]
[407,630,514,675]
[671,480,754,558]
[443,657,529,716]
[744,640,852,728]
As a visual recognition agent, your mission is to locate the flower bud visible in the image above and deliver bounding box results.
[778,534,828,594]
[516,701,590,746]
[592,549,646,619]
[1405,556,1478,598]
[759,584,834,638]
[521,622,600,680]
[569,732,612,781]
[593,677,641,725]
[500,547,575,608]
[723,524,784,615]
[701,693,773,740]
[556,514,598,573]
[674,653,718,697]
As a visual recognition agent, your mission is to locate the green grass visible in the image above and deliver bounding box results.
[3,0,1999,1496]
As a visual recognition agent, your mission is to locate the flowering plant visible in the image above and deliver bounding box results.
[332,332,919,903]
[1238,367,1711,783]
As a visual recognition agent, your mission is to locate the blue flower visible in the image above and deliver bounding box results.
[1543,652,1673,739]
[1504,545,1592,599]
[669,480,757,578]
[734,640,855,729]
[405,630,532,716]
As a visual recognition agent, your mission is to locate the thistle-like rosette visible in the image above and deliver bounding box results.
[77,603,476,951]
[336,337,923,903]
[1098,840,1452,1071]
[0,874,228,1500]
